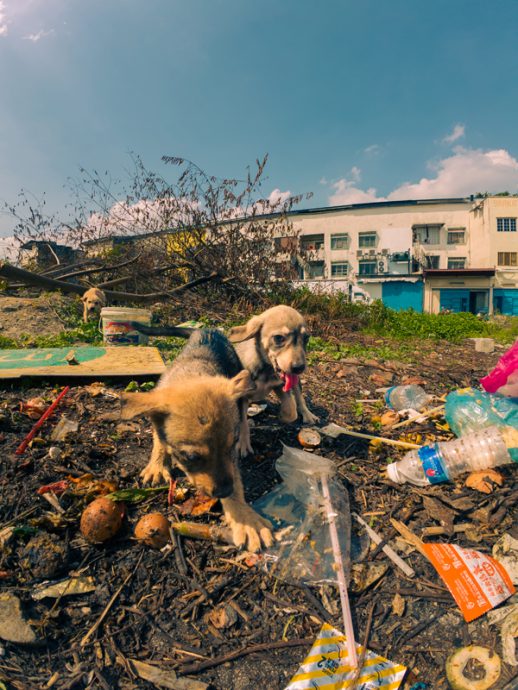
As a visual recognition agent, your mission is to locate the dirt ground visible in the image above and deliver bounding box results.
[0,294,69,339]
[0,299,517,690]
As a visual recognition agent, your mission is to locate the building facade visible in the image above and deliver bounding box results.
[275,196,518,315]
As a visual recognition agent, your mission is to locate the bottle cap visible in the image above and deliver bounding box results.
[386,462,401,483]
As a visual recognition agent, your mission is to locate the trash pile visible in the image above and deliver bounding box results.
[0,338,517,689]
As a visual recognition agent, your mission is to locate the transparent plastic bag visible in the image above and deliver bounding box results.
[253,445,359,584]
[445,388,518,435]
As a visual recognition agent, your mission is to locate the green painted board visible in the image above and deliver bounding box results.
[0,346,166,379]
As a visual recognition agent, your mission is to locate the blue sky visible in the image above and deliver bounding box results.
[1,0,518,238]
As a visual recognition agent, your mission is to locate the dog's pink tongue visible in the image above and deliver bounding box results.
[282,373,299,393]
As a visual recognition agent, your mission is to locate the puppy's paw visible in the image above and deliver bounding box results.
[140,461,171,486]
[302,409,319,425]
[237,436,253,458]
[225,506,273,553]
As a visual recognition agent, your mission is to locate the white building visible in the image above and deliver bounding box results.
[273,196,518,314]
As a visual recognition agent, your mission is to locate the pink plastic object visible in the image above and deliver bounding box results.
[480,341,518,395]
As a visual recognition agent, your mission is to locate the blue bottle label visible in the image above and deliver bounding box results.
[418,445,448,484]
[385,386,396,407]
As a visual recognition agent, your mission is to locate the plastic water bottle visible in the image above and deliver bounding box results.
[386,425,517,486]
[385,385,432,412]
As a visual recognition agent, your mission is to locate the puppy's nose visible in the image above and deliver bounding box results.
[213,480,234,499]
[291,364,305,375]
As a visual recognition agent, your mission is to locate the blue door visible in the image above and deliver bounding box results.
[493,289,518,315]
[440,289,470,312]
[382,281,423,311]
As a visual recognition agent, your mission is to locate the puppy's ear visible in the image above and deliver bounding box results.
[119,390,169,419]
[81,295,87,303]
[228,370,256,400]
[228,315,263,343]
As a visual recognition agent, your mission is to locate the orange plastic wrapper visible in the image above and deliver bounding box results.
[422,543,515,622]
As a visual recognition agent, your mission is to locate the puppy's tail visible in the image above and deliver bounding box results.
[128,323,195,338]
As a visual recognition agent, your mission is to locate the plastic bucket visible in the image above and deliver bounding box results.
[100,307,152,346]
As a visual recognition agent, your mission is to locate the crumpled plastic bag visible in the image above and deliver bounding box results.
[253,445,355,585]
[481,341,518,397]
[445,388,518,434]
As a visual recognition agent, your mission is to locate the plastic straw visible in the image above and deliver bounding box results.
[15,386,70,456]
[320,473,358,668]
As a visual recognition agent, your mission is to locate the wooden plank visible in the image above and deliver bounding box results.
[0,346,166,380]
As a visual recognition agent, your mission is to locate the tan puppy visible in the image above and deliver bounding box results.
[118,329,272,552]
[81,288,106,323]
[228,305,318,451]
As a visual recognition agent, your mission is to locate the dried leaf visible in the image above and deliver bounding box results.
[465,469,505,495]
[32,576,96,600]
[422,496,456,536]
[19,397,46,419]
[380,410,400,427]
[391,593,406,616]
[177,493,218,516]
[351,563,388,592]
[127,658,208,690]
[68,475,118,497]
[207,604,238,629]
[368,371,394,387]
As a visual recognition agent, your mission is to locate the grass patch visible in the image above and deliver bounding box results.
[276,288,518,344]
[306,335,415,364]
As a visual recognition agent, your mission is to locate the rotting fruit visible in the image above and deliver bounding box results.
[134,512,170,549]
[80,496,124,544]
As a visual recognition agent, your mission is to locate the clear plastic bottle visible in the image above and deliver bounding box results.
[386,425,516,486]
[385,385,432,412]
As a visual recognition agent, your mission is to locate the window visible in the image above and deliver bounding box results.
[413,224,442,245]
[331,261,349,277]
[497,218,517,232]
[300,234,324,250]
[425,255,440,269]
[358,232,377,248]
[358,261,377,275]
[447,257,466,269]
[306,261,325,279]
[447,229,466,244]
[498,252,518,267]
[330,233,349,250]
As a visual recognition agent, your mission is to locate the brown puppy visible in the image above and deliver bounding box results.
[228,305,318,452]
[81,288,106,323]
[118,329,272,552]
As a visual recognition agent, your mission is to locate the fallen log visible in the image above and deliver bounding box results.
[0,261,221,303]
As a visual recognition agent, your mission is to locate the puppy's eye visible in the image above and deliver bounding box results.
[272,335,286,346]
[181,451,203,466]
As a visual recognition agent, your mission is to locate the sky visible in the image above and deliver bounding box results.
[1,0,518,242]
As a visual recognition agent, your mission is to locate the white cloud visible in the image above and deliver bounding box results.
[364,144,381,157]
[267,188,291,205]
[23,28,54,42]
[0,1,8,36]
[442,124,465,144]
[0,236,18,262]
[329,177,381,205]
[328,146,518,205]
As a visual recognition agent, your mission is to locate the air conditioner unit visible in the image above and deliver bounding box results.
[378,261,386,273]
[356,250,363,257]
[381,249,389,255]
